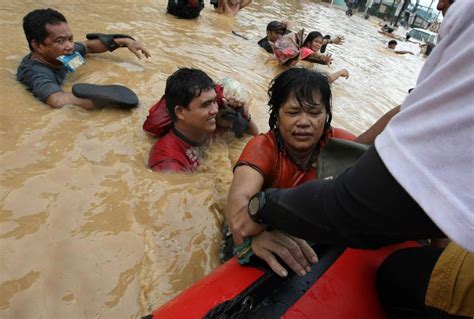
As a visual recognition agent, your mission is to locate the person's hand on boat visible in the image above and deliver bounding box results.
[115,37,151,59]
[251,230,318,277]
[229,209,266,245]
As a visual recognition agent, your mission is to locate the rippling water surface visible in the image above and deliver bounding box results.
[1,1,425,317]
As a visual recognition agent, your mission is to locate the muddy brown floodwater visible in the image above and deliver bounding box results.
[0,1,425,317]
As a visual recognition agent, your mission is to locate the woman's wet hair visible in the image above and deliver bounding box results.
[23,8,67,51]
[267,67,332,131]
[424,43,435,56]
[165,68,215,121]
[303,31,323,48]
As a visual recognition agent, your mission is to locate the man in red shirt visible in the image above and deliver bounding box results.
[146,68,257,172]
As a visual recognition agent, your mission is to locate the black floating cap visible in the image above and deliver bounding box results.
[266,21,286,32]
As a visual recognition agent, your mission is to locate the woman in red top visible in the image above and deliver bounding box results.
[225,68,355,277]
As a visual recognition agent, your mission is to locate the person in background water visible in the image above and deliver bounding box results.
[145,68,258,173]
[211,0,252,16]
[270,34,349,83]
[243,0,473,317]
[258,21,344,57]
[167,0,204,19]
[17,8,150,110]
[258,21,289,54]
[387,39,414,55]
[419,42,435,57]
[300,31,344,64]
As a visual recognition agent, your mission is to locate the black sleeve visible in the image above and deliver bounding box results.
[260,146,445,249]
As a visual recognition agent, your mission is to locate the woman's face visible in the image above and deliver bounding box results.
[277,93,327,153]
[310,37,324,52]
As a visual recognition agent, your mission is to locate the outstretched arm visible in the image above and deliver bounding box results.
[46,91,96,110]
[83,37,150,59]
[327,69,349,83]
[323,35,345,45]
[306,52,333,65]
[354,105,400,144]
[395,50,414,55]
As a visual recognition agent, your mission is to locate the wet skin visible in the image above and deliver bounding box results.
[277,93,327,154]
[32,22,74,67]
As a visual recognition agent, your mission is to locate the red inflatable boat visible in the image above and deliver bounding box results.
[146,242,417,318]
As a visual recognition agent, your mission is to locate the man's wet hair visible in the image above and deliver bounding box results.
[167,0,204,19]
[23,8,67,51]
[267,68,332,132]
[165,68,215,121]
[303,31,323,47]
[266,21,286,32]
[388,40,398,47]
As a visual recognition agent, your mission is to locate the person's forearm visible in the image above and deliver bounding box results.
[355,105,400,144]
[226,193,265,244]
[327,71,342,83]
[247,120,259,136]
[241,0,252,8]
[83,39,108,54]
[327,69,348,83]
[395,50,414,55]
[259,146,444,248]
[226,166,266,243]
[83,38,129,54]
[46,92,96,110]
[304,55,328,65]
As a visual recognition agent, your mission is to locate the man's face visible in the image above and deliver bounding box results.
[34,22,74,65]
[437,0,451,16]
[388,43,397,49]
[178,89,219,135]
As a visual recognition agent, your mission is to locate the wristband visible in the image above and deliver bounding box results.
[86,33,135,52]
[234,237,254,264]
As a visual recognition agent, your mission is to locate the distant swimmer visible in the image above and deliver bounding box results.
[211,0,252,16]
[167,0,204,19]
[387,40,414,55]
[419,42,435,57]
[345,0,359,16]
[17,8,150,110]
[258,21,289,54]
[378,24,406,41]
